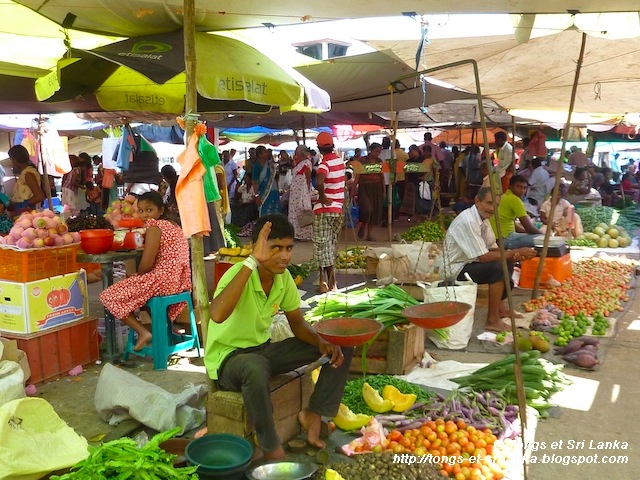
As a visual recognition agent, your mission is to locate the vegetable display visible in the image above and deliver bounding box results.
[401,220,445,242]
[51,428,198,479]
[523,258,633,317]
[305,284,446,339]
[450,350,571,417]
[341,375,434,417]
[335,246,367,270]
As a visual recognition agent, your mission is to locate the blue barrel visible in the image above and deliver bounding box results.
[345,204,359,228]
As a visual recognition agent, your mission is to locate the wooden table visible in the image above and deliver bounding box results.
[78,250,142,362]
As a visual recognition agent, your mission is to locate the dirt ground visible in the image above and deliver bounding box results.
[28,220,640,479]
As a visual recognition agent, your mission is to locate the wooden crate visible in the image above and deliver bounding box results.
[207,372,313,443]
[1,317,100,384]
[351,323,424,375]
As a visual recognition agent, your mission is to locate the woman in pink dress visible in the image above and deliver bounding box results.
[99,191,191,351]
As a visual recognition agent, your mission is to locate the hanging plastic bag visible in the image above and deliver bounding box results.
[0,397,88,480]
[419,273,477,349]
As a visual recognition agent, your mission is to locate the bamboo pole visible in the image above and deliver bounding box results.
[532,33,587,297]
[183,0,209,347]
[392,61,530,479]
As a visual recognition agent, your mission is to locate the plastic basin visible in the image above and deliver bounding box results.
[185,434,253,479]
[79,229,114,254]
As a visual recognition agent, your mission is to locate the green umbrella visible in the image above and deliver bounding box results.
[36,29,330,115]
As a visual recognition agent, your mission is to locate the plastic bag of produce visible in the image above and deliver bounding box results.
[0,360,25,407]
[0,397,88,480]
[419,274,477,349]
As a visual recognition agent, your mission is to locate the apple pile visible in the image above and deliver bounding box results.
[104,194,139,229]
[0,210,80,249]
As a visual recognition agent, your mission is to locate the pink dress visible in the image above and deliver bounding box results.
[99,219,192,321]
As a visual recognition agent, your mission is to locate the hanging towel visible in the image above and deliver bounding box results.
[176,129,211,237]
[197,134,222,203]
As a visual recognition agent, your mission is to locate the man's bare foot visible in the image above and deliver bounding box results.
[317,281,329,294]
[498,309,525,319]
[485,320,512,332]
[263,446,286,461]
[298,409,326,449]
[194,427,208,439]
[134,330,152,351]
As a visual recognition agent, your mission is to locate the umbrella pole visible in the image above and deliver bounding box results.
[532,33,587,298]
[183,0,209,347]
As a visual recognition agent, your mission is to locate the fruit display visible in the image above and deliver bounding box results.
[67,214,114,232]
[103,195,139,229]
[512,331,550,353]
[578,222,632,249]
[401,220,445,242]
[217,245,253,257]
[0,210,79,249]
[335,246,367,269]
[523,258,634,317]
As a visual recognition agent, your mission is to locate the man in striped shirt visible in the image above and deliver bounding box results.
[443,186,536,331]
[313,131,345,293]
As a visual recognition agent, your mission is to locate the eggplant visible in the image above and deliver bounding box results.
[554,339,584,355]
[563,352,599,369]
[573,336,600,346]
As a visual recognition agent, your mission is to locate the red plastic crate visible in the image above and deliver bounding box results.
[0,244,78,282]
[2,317,99,384]
[519,254,572,289]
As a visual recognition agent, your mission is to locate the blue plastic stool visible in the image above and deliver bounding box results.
[123,291,200,370]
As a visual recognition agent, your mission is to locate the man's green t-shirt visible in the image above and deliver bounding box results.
[204,262,300,380]
[490,189,527,238]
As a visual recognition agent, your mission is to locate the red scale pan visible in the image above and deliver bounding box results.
[402,301,471,329]
[314,317,383,347]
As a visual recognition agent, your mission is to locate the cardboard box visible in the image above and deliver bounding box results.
[351,323,424,375]
[0,270,88,334]
[2,317,99,384]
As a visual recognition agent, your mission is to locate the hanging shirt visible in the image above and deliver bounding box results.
[176,131,211,237]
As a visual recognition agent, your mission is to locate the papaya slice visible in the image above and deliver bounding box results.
[362,382,394,413]
[333,403,371,431]
[382,385,417,413]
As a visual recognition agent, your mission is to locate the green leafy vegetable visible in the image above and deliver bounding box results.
[51,427,198,480]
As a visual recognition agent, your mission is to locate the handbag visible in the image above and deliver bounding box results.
[298,209,314,227]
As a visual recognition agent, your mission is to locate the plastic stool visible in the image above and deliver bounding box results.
[123,291,200,370]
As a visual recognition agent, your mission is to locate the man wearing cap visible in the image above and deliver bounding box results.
[314,132,346,293]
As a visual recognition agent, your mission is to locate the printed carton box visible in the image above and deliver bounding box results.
[0,270,88,334]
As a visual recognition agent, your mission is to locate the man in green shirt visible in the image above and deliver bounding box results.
[490,175,542,249]
[205,214,352,461]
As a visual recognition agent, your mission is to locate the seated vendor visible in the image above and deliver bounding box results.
[444,186,537,331]
[204,214,353,460]
[567,167,602,206]
[490,175,542,249]
[539,183,583,237]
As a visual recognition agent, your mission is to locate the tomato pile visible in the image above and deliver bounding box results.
[384,419,508,479]
[523,259,634,317]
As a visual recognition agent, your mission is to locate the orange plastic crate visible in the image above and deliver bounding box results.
[518,254,572,289]
[0,244,78,282]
